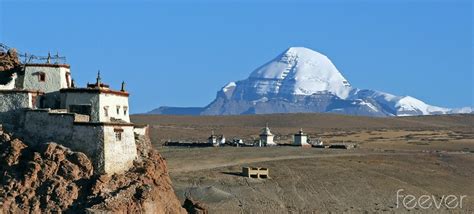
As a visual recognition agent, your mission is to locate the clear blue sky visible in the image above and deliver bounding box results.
[1,0,472,113]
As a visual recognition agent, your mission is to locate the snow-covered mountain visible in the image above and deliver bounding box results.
[148,47,472,116]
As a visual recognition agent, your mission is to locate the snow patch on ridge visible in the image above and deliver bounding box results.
[222,82,236,92]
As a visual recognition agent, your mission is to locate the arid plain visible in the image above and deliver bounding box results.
[132,114,474,213]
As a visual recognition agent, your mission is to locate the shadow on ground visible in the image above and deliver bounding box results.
[221,171,243,177]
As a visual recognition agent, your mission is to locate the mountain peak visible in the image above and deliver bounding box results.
[148,47,466,117]
[277,47,330,64]
[247,47,352,99]
[283,47,326,57]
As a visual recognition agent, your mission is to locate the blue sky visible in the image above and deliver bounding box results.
[1,0,472,113]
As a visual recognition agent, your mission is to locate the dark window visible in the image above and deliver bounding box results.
[104,106,109,117]
[38,73,46,82]
[123,106,128,115]
[114,128,123,141]
[116,106,120,115]
[115,131,122,141]
[66,72,71,87]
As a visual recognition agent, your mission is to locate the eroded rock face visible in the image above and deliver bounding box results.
[0,130,185,214]
[0,135,93,213]
[0,48,20,72]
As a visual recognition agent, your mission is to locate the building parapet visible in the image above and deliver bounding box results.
[133,124,149,136]
[25,108,90,123]
[0,89,44,94]
[60,88,129,97]
[49,109,68,113]
[24,63,70,69]
[73,121,135,127]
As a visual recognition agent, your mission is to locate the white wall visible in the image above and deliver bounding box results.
[23,66,70,93]
[103,125,137,174]
[261,135,275,146]
[61,91,130,123]
[133,126,148,136]
[99,93,130,122]
[294,135,308,146]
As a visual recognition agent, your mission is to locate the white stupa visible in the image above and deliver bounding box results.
[260,123,276,146]
[294,128,310,147]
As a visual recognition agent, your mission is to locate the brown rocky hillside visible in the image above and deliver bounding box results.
[0,128,186,214]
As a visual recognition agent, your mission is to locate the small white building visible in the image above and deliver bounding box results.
[294,128,310,147]
[60,72,130,123]
[220,135,226,145]
[22,63,72,93]
[260,124,276,146]
[208,130,218,146]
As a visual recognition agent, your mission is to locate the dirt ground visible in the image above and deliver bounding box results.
[132,114,474,213]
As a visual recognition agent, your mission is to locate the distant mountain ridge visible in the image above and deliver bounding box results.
[148,47,472,116]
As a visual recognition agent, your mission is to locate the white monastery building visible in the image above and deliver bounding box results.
[0,51,144,175]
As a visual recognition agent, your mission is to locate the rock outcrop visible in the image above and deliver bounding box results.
[0,48,21,86]
[0,48,20,72]
[183,197,208,214]
[0,129,186,214]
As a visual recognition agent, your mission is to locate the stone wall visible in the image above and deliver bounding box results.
[0,91,35,125]
[133,125,148,136]
[21,110,104,165]
[41,91,62,109]
[71,124,105,172]
[23,109,76,144]
[0,91,32,112]
[103,125,136,174]
[20,109,137,174]
[61,92,100,122]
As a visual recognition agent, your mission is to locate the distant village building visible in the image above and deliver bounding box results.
[220,135,226,145]
[0,49,145,175]
[314,137,324,146]
[259,124,276,146]
[208,130,218,146]
[294,128,310,147]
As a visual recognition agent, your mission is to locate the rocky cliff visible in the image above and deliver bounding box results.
[0,48,20,73]
[0,128,186,214]
[0,48,21,86]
